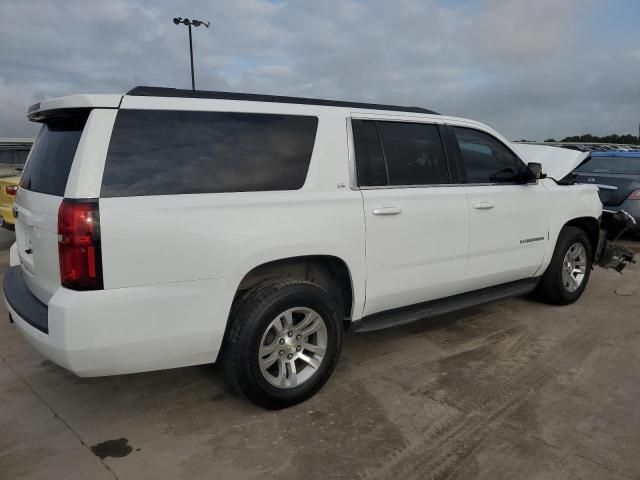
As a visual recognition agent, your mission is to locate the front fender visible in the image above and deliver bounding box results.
[539,181,602,275]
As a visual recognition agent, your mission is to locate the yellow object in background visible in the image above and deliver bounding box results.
[0,174,21,230]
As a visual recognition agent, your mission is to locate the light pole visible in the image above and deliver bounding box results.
[172,17,210,90]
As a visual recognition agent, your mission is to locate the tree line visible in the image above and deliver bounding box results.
[543,133,639,144]
[516,134,639,144]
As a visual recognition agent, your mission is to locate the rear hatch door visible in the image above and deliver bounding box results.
[14,112,89,304]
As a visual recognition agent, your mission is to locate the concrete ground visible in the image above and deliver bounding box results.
[1,229,639,480]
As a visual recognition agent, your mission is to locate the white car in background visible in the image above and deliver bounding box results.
[4,87,634,409]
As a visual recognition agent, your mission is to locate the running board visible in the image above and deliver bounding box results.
[355,278,540,333]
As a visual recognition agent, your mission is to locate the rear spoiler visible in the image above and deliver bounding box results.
[27,94,122,122]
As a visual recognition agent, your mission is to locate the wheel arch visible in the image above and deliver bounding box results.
[234,255,355,322]
[563,216,599,258]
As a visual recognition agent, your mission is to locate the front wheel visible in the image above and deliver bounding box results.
[537,226,593,305]
[222,279,342,409]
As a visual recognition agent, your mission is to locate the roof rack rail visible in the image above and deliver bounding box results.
[126,86,439,115]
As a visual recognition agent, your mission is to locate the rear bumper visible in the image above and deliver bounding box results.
[4,268,238,377]
[4,266,48,332]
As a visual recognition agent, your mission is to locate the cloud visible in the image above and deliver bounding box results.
[469,0,587,61]
[0,0,638,140]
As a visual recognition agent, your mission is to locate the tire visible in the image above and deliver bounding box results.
[537,226,593,305]
[222,279,343,409]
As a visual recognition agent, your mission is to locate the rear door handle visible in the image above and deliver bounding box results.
[372,207,402,216]
[473,201,495,210]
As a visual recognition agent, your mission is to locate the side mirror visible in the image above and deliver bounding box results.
[525,162,546,182]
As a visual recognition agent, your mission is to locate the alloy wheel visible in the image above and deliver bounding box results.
[258,307,328,389]
[562,242,588,293]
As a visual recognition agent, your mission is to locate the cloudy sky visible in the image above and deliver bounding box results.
[1,0,638,140]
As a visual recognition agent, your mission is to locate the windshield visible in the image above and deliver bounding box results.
[575,156,640,175]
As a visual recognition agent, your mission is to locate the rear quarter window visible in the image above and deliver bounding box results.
[101,110,318,197]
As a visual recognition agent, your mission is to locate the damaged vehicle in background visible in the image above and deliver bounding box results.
[0,139,31,230]
[516,143,636,271]
[571,151,640,237]
[3,87,636,409]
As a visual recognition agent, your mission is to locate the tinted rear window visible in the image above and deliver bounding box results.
[20,114,88,196]
[353,120,450,186]
[377,121,449,185]
[101,110,318,197]
[575,156,640,175]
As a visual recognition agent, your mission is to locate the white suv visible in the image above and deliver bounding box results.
[4,86,634,409]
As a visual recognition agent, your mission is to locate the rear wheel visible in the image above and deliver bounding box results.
[537,226,593,305]
[222,279,342,409]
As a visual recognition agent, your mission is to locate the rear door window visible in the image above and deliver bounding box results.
[353,120,450,186]
[377,121,449,185]
[20,113,88,196]
[101,110,318,197]
[453,127,524,184]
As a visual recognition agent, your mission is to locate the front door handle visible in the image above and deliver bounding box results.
[473,201,495,210]
[372,207,402,216]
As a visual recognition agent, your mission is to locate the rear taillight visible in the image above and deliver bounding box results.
[627,190,640,200]
[57,199,103,290]
[5,185,18,196]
